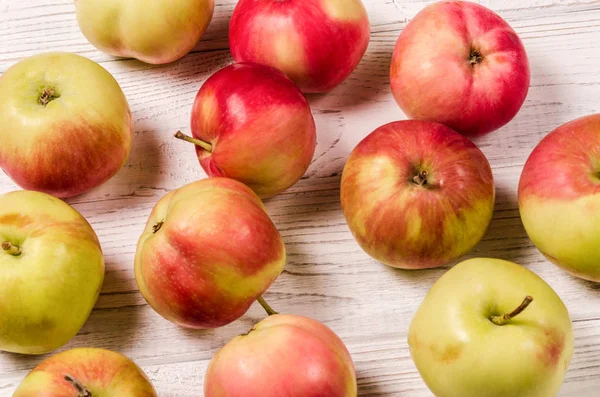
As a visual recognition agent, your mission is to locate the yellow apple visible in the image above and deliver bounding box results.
[0,191,104,354]
[75,0,214,64]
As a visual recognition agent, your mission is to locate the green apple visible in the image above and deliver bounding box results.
[0,190,104,354]
[75,0,215,64]
[13,348,157,396]
[408,258,573,397]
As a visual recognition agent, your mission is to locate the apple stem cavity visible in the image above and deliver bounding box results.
[1,241,21,256]
[174,131,213,153]
[469,49,484,65]
[64,375,92,397]
[490,296,534,326]
[413,170,429,186]
[38,87,60,106]
[257,296,278,316]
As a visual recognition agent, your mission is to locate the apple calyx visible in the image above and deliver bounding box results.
[413,170,429,186]
[469,49,484,65]
[257,296,278,316]
[2,241,21,256]
[490,296,534,326]
[64,375,92,397]
[174,131,213,153]
[152,221,164,234]
[39,87,60,106]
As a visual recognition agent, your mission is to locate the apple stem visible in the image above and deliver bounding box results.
[174,131,213,153]
[2,241,21,256]
[490,296,534,326]
[64,375,92,397]
[257,296,278,316]
[413,170,429,186]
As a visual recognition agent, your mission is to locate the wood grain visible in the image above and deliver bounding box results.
[1,0,600,395]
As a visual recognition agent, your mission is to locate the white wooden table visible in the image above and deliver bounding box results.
[1,0,599,395]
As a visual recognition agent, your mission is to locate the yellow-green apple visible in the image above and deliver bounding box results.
[408,258,573,397]
[13,348,157,396]
[175,63,316,199]
[74,0,214,64]
[390,1,530,137]
[519,114,600,282]
[134,177,286,329]
[205,313,357,396]
[341,120,495,269]
[0,52,132,199]
[229,0,370,93]
[0,190,104,355]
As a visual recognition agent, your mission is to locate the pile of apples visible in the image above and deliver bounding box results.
[0,0,597,396]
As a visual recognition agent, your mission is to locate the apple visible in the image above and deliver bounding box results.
[229,0,370,93]
[0,52,132,199]
[13,347,157,396]
[205,312,357,396]
[175,63,316,199]
[0,190,104,355]
[340,120,495,269]
[390,1,530,137]
[134,177,286,329]
[519,114,600,282]
[408,258,573,397]
[75,0,214,64]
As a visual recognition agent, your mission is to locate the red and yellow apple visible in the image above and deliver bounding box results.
[204,314,357,396]
[175,63,316,199]
[134,177,286,329]
[75,0,215,64]
[0,190,104,355]
[390,1,530,137]
[341,120,495,269]
[229,0,370,93]
[13,348,157,396]
[0,52,132,198]
[519,114,600,282]
[409,258,573,397]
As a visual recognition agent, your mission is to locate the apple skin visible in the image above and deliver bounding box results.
[134,177,286,329]
[13,348,157,396]
[519,114,600,282]
[340,120,495,269]
[0,52,132,199]
[390,1,530,137]
[75,0,214,64]
[0,190,104,355]
[204,314,357,397]
[229,0,370,93]
[187,63,316,199]
[408,258,573,397]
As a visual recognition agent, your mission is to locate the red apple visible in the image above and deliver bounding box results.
[13,348,157,397]
[229,0,370,93]
[0,52,132,198]
[519,114,600,282]
[175,63,316,199]
[204,313,357,396]
[134,177,286,329]
[390,1,530,137]
[341,120,495,269]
